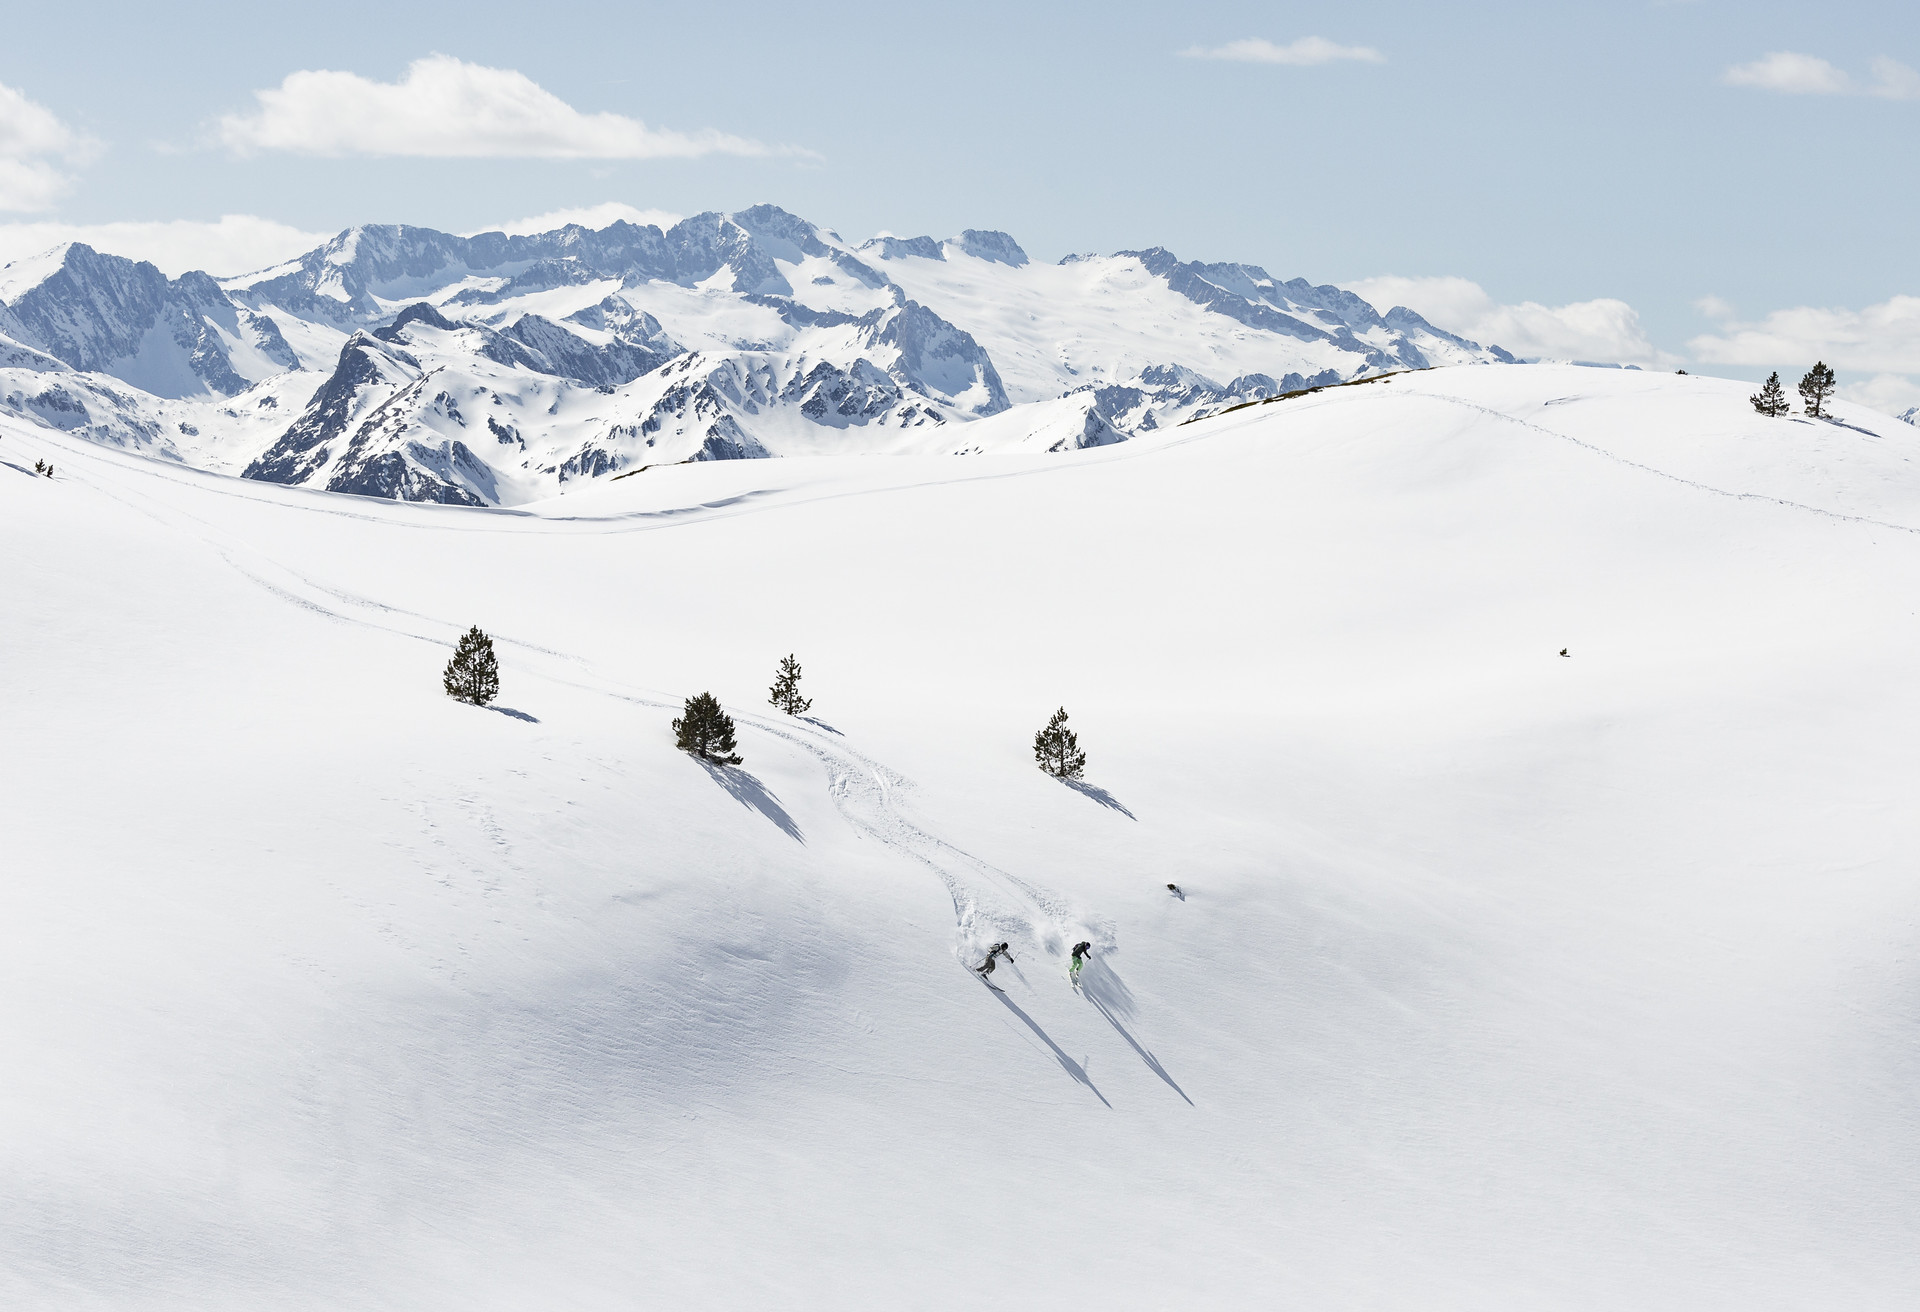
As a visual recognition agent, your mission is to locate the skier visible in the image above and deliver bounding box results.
[1167,882,1182,896]
[976,942,1012,977]
[1069,940,1092,987]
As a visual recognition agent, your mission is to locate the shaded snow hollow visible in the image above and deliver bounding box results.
[3,364,1918,1309]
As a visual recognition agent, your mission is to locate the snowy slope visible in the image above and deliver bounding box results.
[0,208,1517,506]
[4,363,1918,1308]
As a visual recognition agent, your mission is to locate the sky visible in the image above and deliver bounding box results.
[4,0,1920,406]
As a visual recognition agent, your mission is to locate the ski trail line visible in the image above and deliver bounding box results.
[32,412,1103,968]
[1420,391,1920,536]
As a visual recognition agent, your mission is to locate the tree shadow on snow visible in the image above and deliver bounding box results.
[700,760,804,844]
[797,715,843,736]
[980,976,1109,1107]
[1079,959,1192,1105]
[487,705,540,723]
[1059,777,1136,820]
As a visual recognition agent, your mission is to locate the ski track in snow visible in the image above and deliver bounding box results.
[42,422,1105,979]
[1410,390,1920,536]
[747,712,1105,964]
[18,371,1911,993]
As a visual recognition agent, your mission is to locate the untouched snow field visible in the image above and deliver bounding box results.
[4,364,1918,1309]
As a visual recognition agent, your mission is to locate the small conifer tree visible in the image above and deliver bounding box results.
[1798,361,1837,418]
[768,653,812,716]
[1033,707,1087,779]
[1750,372,1790,417]
[674,692,743,764]
[442,625,500,706]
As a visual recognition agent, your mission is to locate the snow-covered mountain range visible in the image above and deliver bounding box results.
[0,204,1511,505]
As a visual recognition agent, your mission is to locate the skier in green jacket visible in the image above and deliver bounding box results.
[1069,940,1092,986]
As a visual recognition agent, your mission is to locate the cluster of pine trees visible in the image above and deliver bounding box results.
[441,633,1096,780]
[1751,362,1836,418]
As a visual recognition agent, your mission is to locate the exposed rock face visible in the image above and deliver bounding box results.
[244,334,404,488]
[949,230,1028,267]
[860,235,946,262]
[2,244,296,397]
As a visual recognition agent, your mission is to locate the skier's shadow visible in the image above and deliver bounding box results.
[979,977,1110,1108]
[699,761,804,843]
[1079,959,1192,1105]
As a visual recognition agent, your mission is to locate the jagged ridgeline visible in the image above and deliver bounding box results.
[0,205,1515,506]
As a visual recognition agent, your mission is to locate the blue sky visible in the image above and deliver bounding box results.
[5,0,1920,404]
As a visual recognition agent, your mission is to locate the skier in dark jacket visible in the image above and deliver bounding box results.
[1069,940,1092,986]
[976,942,1012,977]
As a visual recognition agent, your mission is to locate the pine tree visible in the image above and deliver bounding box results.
[442,625,500,706]
[767,653,812,716]
[674,692,743,764]
[1750,372,1790,417]
[1033,707,1087,779]
[1798,361,1837,418]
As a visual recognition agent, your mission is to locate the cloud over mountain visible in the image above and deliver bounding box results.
[1689,294,1920,410]
[0,214,327,278]
[1341,275,1676,369]
[215,55,777,159]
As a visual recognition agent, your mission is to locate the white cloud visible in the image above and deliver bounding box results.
[1180,37,1385,66]
[1722,51,1920,99]
[1688,295,1920,413]
[0,215,327,278]
[1723,51,1852,95]
[0,81,99,212]
[1342,274,1679,369]
[1866,55,1920,100]
[0,159,71,213]
[472,201,684,237]
[1836,373,1920,414]
[216,55,777,159]
[1688,296,1920,377]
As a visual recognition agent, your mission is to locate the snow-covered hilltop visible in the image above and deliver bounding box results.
[6,364,1919,1307]
[0,205,1511,505]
